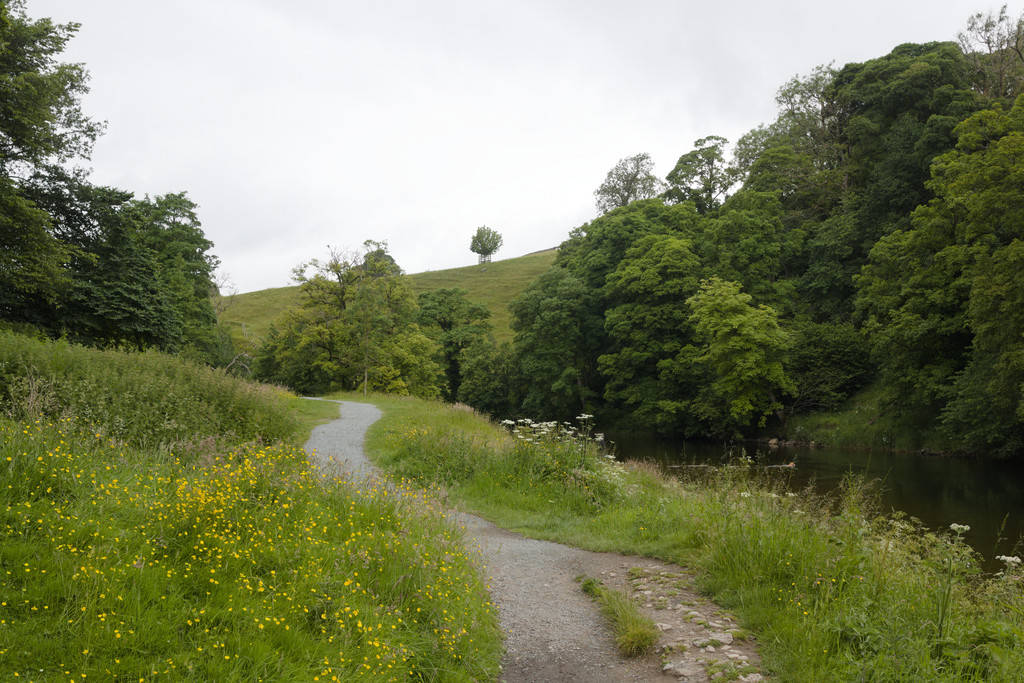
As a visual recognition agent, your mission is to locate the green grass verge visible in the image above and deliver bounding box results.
[0,340,503,681]
[220,249,557,348]
[578,575,659,658]
[358,395,1024,682]
[0,331,298,456]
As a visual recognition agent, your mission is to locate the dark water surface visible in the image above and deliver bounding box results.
[608,433,1024,570]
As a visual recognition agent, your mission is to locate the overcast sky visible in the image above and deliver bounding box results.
[29,0,1015,293]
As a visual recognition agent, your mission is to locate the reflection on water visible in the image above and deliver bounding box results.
[608,433,1024,571]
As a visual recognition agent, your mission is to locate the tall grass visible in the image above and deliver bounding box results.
[0,338,503,681]
[578,576,659,658]
[365,397,1024,682]
[0,331,297,457]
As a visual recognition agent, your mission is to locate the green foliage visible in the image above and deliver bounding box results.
[786,319,873,414]
[593,152,665,214]
[255,243,441,398]
[69,220,184,350]
[469,225,503,262]
[0,177,74,318]
[510,267,604,421]
[0,331,296,454]
[598,234,703,432]
[837,42,982,246]
[687,277,793,436]
[798,213,862,319]
[857,96,1024,454]
[0,2,99,321]
[417,287,491,401]
[663,135,741,214]
[504,32,1023,450]
[458,340,518,417]
[558,199,700,290]
[0,3,102,169]
[699,190,803,311]
[224,249,558,350]
[0,4,228,368]
[578,575,660,658]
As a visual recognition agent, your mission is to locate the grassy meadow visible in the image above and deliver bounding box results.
[0,334,502,681]
[354,393,1024,682]
[218,249,557,349]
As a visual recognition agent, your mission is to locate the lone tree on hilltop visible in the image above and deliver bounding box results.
[470,226,503,264]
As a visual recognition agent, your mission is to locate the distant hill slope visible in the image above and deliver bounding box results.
[219,249,557,349]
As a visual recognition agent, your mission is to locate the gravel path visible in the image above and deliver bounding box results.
[303,398,382,482]
[304,400,764,683]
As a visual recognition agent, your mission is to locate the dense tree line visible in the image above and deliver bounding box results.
[0,2,230,365]
[457,8,1024,456]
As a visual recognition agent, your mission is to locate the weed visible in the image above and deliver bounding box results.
[578,575,659,658]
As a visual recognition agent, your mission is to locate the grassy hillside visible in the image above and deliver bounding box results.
[218,248,557,348]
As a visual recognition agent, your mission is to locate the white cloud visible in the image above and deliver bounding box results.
[29,0,1011,292]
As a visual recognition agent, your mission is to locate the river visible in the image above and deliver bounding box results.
[608,433,1024,572]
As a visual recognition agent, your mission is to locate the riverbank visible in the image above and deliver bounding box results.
[353,393,1024,682]
[782,383,968,455]
[607,430,1024,574]
[318,399,767,681]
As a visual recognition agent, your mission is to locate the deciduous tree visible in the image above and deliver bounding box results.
[593,153,664,214]
[687,277,793,436]
[258,242,440,397]
[597,234,703,432]
[0,2,102,319]
[417,288,491,401]
[510,267,604,420]
[470,226,503,264]
[663,136,740,214]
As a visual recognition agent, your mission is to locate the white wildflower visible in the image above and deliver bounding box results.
[950,523,970,534]
[996,555,1022,567]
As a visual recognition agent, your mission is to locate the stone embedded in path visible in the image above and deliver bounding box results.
[694,631,733,647]
[663,660,702,679]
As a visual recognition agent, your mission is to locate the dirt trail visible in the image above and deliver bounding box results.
[304,400,766,683]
